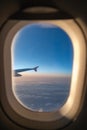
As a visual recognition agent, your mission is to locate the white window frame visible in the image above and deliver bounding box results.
[0,19,86,130]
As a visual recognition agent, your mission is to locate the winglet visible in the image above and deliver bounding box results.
[34,66,39,72]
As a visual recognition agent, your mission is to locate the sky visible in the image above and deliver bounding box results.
[12,23,73,75]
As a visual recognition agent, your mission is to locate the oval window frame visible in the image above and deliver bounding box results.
[0,19,86,130]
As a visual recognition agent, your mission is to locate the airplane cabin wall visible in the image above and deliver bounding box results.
[0,0,87,130]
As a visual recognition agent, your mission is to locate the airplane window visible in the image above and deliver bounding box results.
[12,23,73,112]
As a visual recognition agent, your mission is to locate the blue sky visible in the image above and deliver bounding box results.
[12,23,73,75]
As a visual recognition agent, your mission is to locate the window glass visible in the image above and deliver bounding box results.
[12,23,73,112]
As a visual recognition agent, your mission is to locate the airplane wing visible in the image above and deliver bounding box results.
[33,66,39,72]
[13,66,39,77]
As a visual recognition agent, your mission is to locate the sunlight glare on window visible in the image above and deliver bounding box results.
[12,23,73,112]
